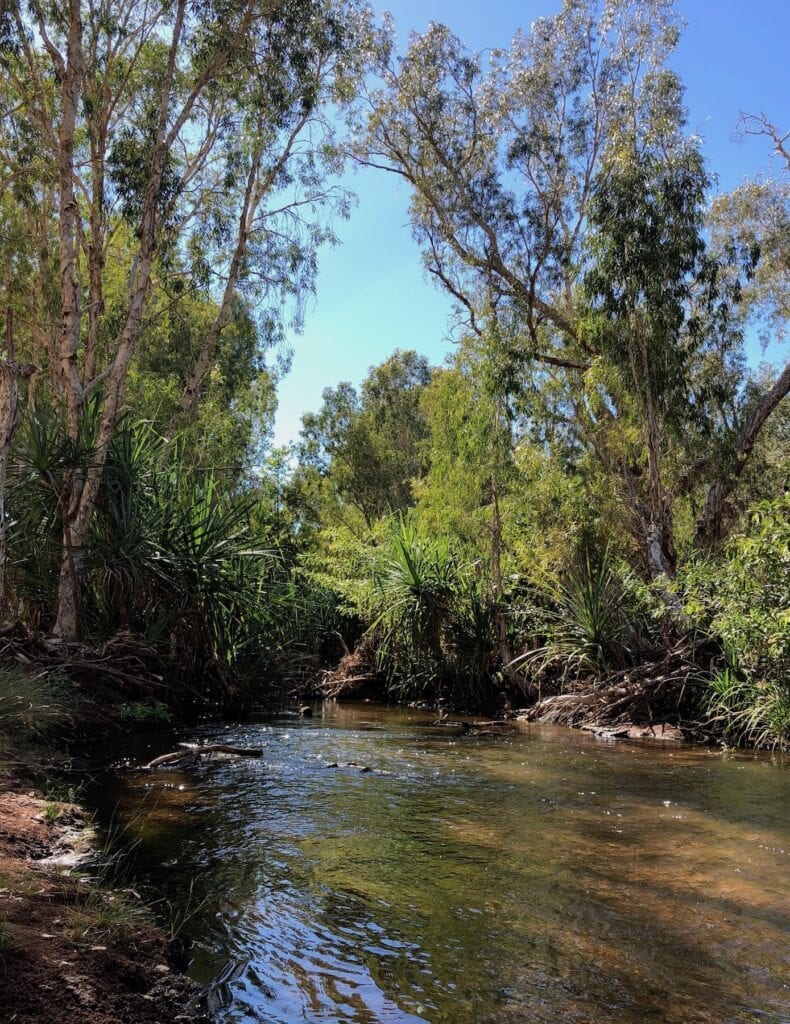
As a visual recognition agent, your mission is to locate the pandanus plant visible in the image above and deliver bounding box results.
[512,544,651,684]
[368,517,460,691]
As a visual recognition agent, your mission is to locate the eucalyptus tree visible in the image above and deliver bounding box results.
[0,0,382,637]
[699,164,790,544]
[583,146,715,585]
[417,327,520,666]
[298,349,430,529]
[356,0,789,583]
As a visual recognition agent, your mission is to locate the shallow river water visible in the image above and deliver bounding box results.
[85,703,789,1024]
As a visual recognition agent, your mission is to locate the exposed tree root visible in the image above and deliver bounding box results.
[519,639,717,737]
[316,635,382,699]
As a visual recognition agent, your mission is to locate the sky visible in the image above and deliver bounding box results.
[271,0,790,447]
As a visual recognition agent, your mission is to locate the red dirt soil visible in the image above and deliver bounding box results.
[0,781,209,1024]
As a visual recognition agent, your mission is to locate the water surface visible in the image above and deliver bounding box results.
[86,703,789,1024]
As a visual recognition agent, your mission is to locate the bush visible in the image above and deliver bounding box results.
[680,495,790,683]
[680,496,790,748]
[707,669,790,750]
[369,517,459,695]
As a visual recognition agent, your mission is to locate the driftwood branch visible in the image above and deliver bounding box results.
[144,744,262,769]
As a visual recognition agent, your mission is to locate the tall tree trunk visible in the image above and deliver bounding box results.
[490,396,512,671]
[643,397,676,580]
[56,0,86,439]
[52,0,189,638]
[83,124,107,385]
[50,0,87,638]
[168,110,309,430]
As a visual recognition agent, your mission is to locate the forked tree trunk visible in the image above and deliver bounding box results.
[696,359,790,547]
[168,111,309,430]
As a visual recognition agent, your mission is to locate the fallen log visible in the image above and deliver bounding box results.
[581,725,631,740]
[144,744,263,769]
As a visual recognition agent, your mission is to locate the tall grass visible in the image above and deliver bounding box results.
[0,668,72,740]
[707,668,790,750]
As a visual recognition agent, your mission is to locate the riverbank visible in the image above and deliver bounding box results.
[0,769,210,1024]
[313,632,789,750]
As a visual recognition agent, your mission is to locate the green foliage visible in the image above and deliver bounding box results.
[66,890,151,942]
[513,545,659,682]
[346,517,501,707]
[90,422,280,678]
[441,580,500,706]
[43,803,60,825]
[707,669,790,751]
[369,517,458,688]
[5,411,290,699]
[415,334,511,558]
[680,496,790,682]
[584,147,713,418]
[0,1,785,751]
[678,496,789,748]
[298,350,430,527]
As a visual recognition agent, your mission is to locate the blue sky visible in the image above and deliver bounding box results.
[272,0,790,447]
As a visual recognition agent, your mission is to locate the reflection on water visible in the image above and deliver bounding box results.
[85,703,790,1024]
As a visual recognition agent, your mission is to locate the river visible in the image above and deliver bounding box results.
[85,702,789,1024]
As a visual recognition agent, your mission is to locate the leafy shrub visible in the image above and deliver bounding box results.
[680,496,790,748]
[369,517,460,694]
[680,496,790,684]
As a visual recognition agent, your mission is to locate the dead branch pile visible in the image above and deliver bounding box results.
[519,639,717,734]
[0,626,256,712]
[0,626,168,699]
[316,635,381,699]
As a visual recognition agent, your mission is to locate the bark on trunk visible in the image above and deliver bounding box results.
[57,0,86,439]
[83,124,107,385]
[644,399,677,580]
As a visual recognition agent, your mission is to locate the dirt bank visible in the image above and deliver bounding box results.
[0,777,210,1024]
